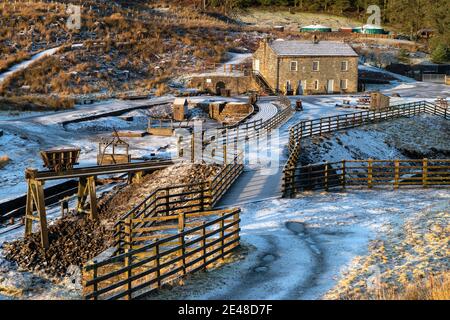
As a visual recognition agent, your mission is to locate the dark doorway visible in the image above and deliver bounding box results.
[216,81,226,95]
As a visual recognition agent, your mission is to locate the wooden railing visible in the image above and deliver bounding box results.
[283,159,450,194]
[283,101,449,197]
[288,101,448,153]
[114,153,244,250]
[83,208,241,300]
[178,101,293,164]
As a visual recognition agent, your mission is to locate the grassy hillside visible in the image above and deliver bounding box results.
[0,1,260,99]
[237,8,364,31]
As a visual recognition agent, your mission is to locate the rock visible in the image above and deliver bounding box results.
[60,265,82,291]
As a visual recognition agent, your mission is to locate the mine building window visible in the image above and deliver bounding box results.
[341,61,348,71]
[312,61,320,71]
[314,80,319,90]
[290,61,298,72]
[340,79,348,90]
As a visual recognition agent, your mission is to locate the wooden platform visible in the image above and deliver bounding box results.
[112,130,147,138]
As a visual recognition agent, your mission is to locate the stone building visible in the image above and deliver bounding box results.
[172,98,189,121]
[253,39,359,95]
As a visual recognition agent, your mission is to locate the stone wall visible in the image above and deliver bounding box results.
[208,102,253,125]
[277,56,358,94]
[188,75,257,95]
[253,39,279,90]
[253,40,359,95]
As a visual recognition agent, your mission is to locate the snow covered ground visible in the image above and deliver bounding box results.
[148,189,450,300]
[0,101,177,202]
[358,64,450,98]
[0,47,61,85]
[0,50,448,299]
[299,114,450,164]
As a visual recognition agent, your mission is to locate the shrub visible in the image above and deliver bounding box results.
[430,43,449,64]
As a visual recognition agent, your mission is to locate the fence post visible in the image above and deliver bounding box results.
[201,221,207,270]
[394,160,399,189]
[191,133,195,163]
[178,213,186,275]
[290,167,296,198]
[125,218,132,300]
[324,162,329,191]
[223,143,227,165]
[422,158,428,188]
[92,263,98,301]
[220,212,225,261]
[368,159,373,189]
[155,243,161,288]
[342,160,346,189]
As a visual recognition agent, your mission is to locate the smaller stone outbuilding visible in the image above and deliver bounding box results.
[173,98,189,121]
[188,74,256,96]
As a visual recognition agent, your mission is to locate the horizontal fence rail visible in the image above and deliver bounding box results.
[114,153,244,251]
[283,159,450,194]
[288,101,448,154]
[83,208,241,300]
[178,100,293,164]
[283,101,449,197]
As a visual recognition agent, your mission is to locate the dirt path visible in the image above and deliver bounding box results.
[213,222,327,300]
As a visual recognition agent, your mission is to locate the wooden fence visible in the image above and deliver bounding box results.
[83,208,240,300]
[179,100,293,164]
[288,101,448,153]
[283,101,449,197]
[114,153,244,250]
[283,159,450,194]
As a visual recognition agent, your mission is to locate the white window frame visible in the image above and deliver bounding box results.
[290,61,298,72]
[341,61,348,72]
[314,80,319,90]
[340,79,348,90]
[312,61,320,71]
[254,59,260,72]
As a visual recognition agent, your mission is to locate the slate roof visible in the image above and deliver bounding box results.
[269,40,358,57]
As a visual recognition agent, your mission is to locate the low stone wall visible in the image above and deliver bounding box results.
[188,75,257,95]
[147,127,174,136]
[207,102,253,125]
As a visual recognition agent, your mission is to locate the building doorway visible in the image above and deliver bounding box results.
[327,79,334,93]
[216,81,226,95]
[296,80,303,95]
[285,80,293,95]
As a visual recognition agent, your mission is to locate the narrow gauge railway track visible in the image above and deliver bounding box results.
[1,159,176,229]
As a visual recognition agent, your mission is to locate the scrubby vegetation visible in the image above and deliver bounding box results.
[0,95,74,111]
[375,272,450,300]
[0,0,259,100]
[1,0,448,104]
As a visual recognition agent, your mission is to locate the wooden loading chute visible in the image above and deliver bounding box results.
[25,147,175,249]
[97,131,131,165]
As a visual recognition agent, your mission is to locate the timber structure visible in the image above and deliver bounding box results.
[24,159,175,249]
